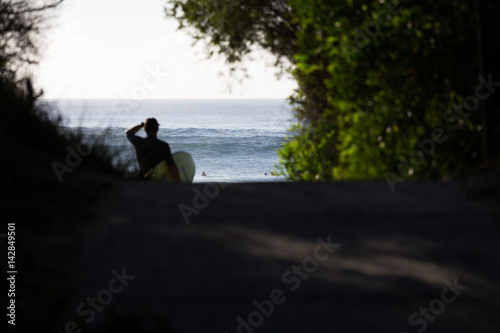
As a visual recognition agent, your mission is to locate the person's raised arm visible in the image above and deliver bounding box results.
[125,122,144,136]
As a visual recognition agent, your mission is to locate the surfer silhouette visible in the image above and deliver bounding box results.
[125,118,181,182]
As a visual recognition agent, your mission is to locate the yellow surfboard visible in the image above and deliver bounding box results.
[147,152,196,183]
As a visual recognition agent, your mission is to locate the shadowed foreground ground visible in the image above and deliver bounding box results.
[63,178,500,332]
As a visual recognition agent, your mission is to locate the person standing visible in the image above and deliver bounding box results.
[125,118,181,182]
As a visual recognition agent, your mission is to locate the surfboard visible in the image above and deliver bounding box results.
[147,152,196,183]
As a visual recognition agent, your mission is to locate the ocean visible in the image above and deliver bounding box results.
[45,99,295,182]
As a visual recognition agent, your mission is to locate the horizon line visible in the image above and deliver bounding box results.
[39,97,291,100]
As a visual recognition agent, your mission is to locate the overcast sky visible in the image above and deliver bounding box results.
[34,0,297,99]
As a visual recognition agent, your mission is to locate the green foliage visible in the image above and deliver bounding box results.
[169,0,484,181]
[0,0,134,219]
[0,0,63,79]
[285,0,480,180]
[1,2,136,330]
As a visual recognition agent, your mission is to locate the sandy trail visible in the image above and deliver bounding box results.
[70,178,500,332]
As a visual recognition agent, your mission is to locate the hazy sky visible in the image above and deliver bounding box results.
[35,0,297,99]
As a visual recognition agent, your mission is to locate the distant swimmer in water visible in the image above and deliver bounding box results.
[202,172,207,176]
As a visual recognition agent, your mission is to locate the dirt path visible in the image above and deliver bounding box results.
[68,179,500,332]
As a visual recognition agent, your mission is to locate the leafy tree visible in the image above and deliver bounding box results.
[1,0,64,152]
[477,0,500,166]
[0,0,62,81]
[167,0,497,181]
